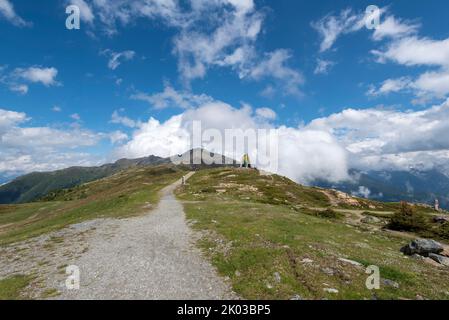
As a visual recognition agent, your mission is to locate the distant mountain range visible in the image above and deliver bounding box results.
[0,155,168,204]
[2,148,448,209]
[0,149,239,204]
[314,169,449,209]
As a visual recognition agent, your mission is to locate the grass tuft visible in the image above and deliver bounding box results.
[0,275,32,300]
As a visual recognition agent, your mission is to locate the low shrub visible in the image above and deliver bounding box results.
[388,201,429,232]
[305,208,342,219]
[436,223,449,239]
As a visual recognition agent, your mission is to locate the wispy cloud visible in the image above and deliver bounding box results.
[65,0,94,24]
[314,59,335,75]
[372,36,449,67]
[111,109,138,128]
[255,107,277,120]
[79,0,303,96]
[311,8,365,52]
[372,15,420,41]
[1,66,60,94]
[9,84,28,95]
[0,108,105,175]
[0,0,31,27]
[248,50,304,96]
[131,83,214,110]
[311,6,449,103]
[70,113,81,121]
[370,36,449,101]
[367,77,412,96]
[100,49,136,70]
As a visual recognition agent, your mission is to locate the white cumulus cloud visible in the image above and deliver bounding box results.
[114,100,350,185]
[13,66,59,86]
[0,108,107,175]
[370,36,449,101]
[307,98,449,173]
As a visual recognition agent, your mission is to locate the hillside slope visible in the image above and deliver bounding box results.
[1,165,448,299]
[0,149,238,205]
[176,168,449,300]
[0,155,168,204]
[0,164,187,245]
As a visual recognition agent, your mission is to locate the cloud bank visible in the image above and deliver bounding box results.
[0,108,120,177]
[113,98,350,185]
[112,93,449,184]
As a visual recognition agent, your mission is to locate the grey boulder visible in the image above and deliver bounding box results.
[400,239,444,256]
[382,279,400,289]
[428,253,449,267]
[361,216,381,224]
[433,216,449,224]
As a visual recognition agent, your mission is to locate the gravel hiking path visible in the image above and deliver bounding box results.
[55,172,237,300]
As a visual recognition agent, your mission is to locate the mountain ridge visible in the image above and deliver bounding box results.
[0,149,239,204]
[2,148,449,209]
[0,154,168,204]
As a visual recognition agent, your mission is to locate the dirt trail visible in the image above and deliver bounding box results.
[0,172,236,299]
[50,172,236,300]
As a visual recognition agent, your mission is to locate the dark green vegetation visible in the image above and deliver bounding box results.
[0,165,187,245]
[0,275,33,300]
[0,155,168,204]
[177,168,449,300]
[306,208,343,219]
[389,202,449,240]
[389,202,429,233]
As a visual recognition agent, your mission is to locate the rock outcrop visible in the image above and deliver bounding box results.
[428,253,449,267]
[433,216,449,224]
[400,239,444,257]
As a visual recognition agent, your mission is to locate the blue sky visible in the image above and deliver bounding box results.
[1,0,449,184]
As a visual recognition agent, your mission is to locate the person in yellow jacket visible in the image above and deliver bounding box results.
[241,154,252,168]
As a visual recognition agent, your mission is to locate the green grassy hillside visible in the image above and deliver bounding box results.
[0,275,33,300]
[2,165,447,300]
[0,155,168,204]
[176,168,449,300]
[0,165,187,245]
